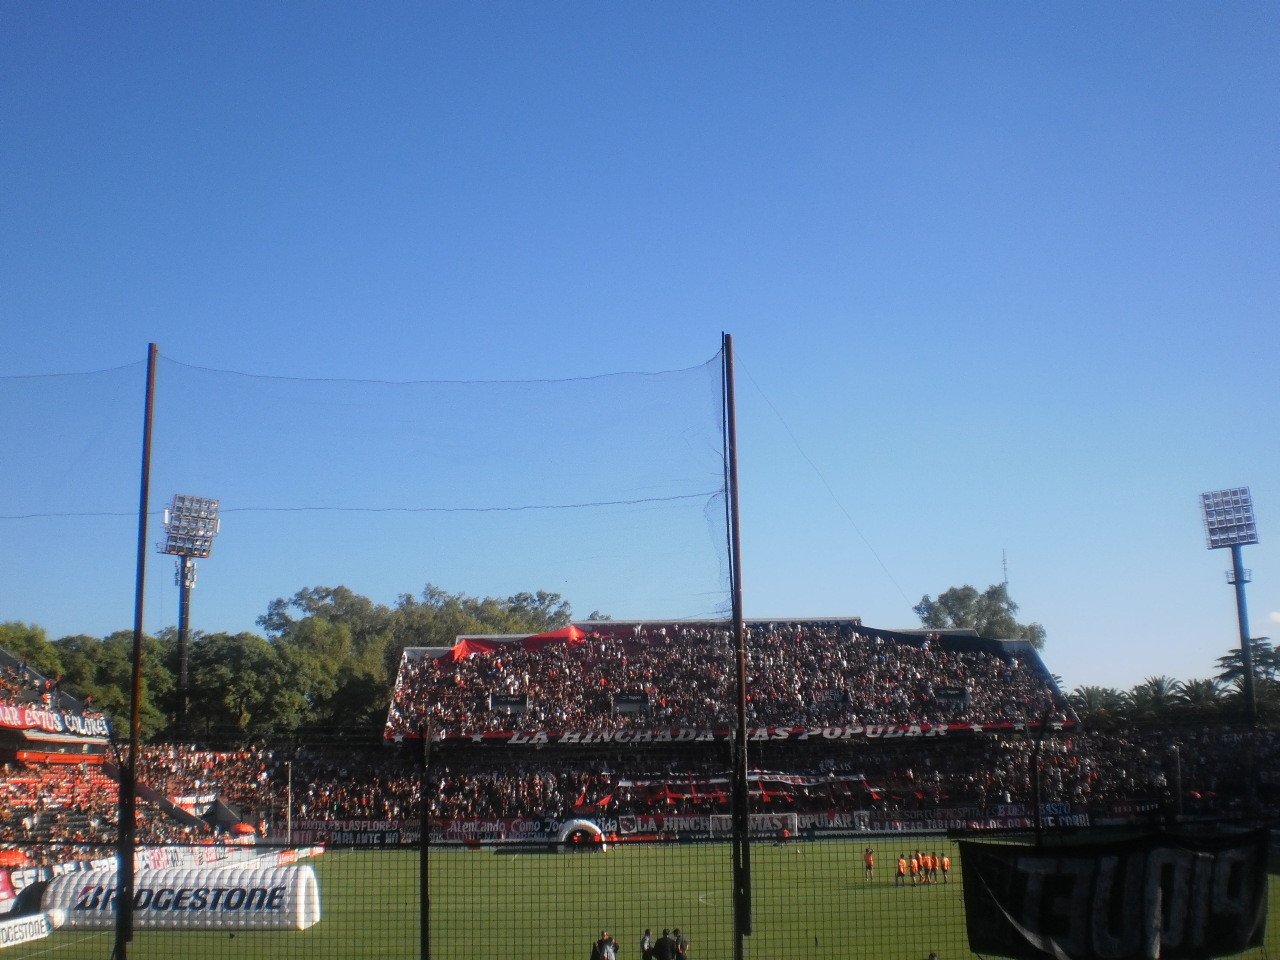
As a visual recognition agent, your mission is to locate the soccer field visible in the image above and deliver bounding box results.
[12,837,1280,960]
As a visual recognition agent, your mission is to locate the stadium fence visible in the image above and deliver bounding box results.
[1,721,1276,959]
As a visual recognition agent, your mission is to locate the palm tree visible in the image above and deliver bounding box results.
[1221,674,1280,722]
[1252,641,1279,682]
[1068,685,1126,722]
[1126,676,1183,720]
[1174,677,1223,717]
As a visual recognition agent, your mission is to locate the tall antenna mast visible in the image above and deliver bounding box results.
[1002,549,1008,587]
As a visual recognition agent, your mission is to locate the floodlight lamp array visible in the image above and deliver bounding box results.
[158,494,221,558]
[1200,487,1258,550]
[167,495,220,521]
[159,532,215,558]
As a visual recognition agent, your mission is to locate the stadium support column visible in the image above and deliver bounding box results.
[722,333,751,951]
[119,343,158,960]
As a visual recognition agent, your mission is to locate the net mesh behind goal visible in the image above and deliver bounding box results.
[1,349,731,644]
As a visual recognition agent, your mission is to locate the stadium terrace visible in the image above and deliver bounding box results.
[384,618,1074,742]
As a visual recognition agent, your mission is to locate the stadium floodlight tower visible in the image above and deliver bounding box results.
[1200,487,1260,722]
[158,494,221,737]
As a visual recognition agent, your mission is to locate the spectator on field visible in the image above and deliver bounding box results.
[591,930,617,960]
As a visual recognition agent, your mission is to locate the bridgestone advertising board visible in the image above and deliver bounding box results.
[0,912,60,949]
[43,865,321,931]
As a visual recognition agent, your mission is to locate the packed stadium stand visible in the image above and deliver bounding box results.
[0,654,239,868]
[384,619,1073,740]
[1,620,1276,855]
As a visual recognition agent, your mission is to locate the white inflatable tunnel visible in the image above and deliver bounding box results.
[43,864,321,931]
[555,819,607,852]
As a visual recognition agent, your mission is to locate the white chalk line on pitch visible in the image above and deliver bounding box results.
[17,928,105,958]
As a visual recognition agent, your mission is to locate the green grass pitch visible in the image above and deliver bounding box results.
[12,838,1279,959]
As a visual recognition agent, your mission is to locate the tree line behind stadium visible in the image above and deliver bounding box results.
[2,580,1273,748]
[0,578,1274,854]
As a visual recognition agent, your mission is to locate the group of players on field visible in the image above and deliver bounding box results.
[861,847,950,885]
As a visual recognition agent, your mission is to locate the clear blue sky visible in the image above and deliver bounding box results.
[2,2,1276,694]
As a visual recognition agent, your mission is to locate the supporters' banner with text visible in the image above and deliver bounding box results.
[960,831,1268,960]
[0,704,109,739]
[292,820,420,845]
[413,720,1075,744]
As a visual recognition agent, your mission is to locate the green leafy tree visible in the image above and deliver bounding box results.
[3,582,578,746]
[1215,639,1278,686]
[276,617,356,728]
[52,630,172,739]
[186,632,286,744]
[502,591,573,633]
[913,583,1046,648]
[259,585,395,678]
[257,583,574,740]
[0,622,63,678]
[259,586,400,733]
[390,583,571,660]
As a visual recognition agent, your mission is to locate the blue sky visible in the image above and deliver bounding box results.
[2,2,1277,694]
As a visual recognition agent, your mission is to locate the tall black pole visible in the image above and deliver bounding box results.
[1170,746,1183,822]
[1229,544,1257,725]
[723,334,751,951]
[177,555,191,737]
[421,725,432,960]
[1029,709,1053,850]
[118,343,157,960]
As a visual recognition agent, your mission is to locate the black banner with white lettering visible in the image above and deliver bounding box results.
[960,831,1268,959]
[395,720,1076,744]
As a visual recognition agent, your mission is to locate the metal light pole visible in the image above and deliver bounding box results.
[158,494,221,738]
[1200,487,1260,723]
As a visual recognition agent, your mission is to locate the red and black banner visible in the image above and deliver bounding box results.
[960,831,1269,959]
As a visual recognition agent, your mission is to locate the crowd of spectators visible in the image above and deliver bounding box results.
[0,723,1276,867]
[0,657,92,714]
[0,759,213,865]
[0,618,1275,865]
[385,622,1070,739]
[95,724,1280,832]
[0,660,44,705]
[136,744,278,818]
[419,726,1280,823]
[853,725,1280,818]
